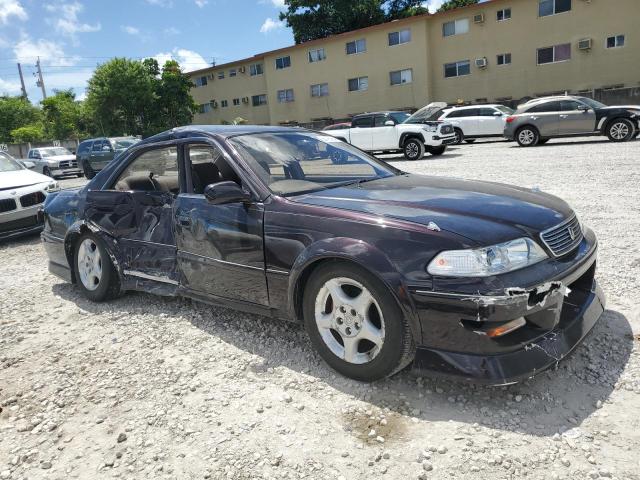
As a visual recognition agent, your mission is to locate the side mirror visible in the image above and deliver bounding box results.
[102,145,112,151]
[204,181,251,205]
[493,111,503,116]
[384,120,395,126]
[578,105,590,112]
[23,161,35,169]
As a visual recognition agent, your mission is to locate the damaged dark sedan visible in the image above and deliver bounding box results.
[41,126,605,384]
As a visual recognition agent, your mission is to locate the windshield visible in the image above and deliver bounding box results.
[496,105,514,114]
[229,132,398,196]
[0,153,24,172]
[390,112,411,124]
[577,97,606,110]
[405,105,445,124]
[111,138,140,150]
[40,147,71,157]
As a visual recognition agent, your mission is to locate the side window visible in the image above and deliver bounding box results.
[92,140,104,152]
[561,100,584,111]
[374,115,389,127]
[479,108,499,116]
[187,144,240,194]
[528,101,562,113]
[114,147,179,193]
[28,150,33,158]
[353,116,373,128]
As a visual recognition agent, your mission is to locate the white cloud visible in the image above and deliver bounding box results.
[422,0,444,13]
[0,0,27,24]
[260,17,284,33]
[13,35,79,66]
[121,25,140,36]
[0,77,21,95]
[44,68,93,90]
[270,0,285,6]
[164,26,180,35]
[153,48,210,72]
[145,0,173,6]
[194,0,207,7]
[44,2,100,41]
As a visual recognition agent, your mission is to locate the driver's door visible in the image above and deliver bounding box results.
[370,114,398,150]
[173,142,269,306]
[84,144,180,284]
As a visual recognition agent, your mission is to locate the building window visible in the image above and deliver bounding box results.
[308,48,326,63]
[252,94,267,106]
[537,43,571,64]
[348,76,368,92]
[606,35,625,48]
[390,69,413,85]
[388,29,411,46]
[217,71,224,80]
[221,100,228,108]
[277,89,295,103]
[194,76,207,87]
[497,53,512,65]
[539,0,571,17]
[250,63,263,76]
[233,98,240,106]
[198,103,212,114]
[229,69,237,77]
[346,39,366,55]
[442,18,469,37]
[444,60,471,78]
[275,56,291,70]
[311,83,329,97]
[496,8,511,21]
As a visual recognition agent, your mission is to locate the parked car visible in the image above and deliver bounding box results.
[41,125,604,384]
[322,123,352,131]
[1,151,60,240]
[504,96,640,146]
[425,103,515,144]
[77,136,141,179]
[324,110,455,160]
[26,146,83,178]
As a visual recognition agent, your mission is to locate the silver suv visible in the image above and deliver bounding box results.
[504,96,639,147]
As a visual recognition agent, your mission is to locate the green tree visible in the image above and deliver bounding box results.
[156,60,198,129]
[437,0,478,12]
[10,124,46,143]
[280,0,426,44]
[0,96,42,143]
[41,89,83,140]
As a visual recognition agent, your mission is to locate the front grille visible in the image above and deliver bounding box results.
[0,198,17,213]
[20,191,45,208]
[0,215,41,234]
[540,215,583,257]
[440,125,453,135]
[58,160,78,168]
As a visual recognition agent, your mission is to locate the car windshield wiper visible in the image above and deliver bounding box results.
[322,177,383,190]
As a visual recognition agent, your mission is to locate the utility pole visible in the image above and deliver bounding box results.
[35,57,47,100]
[17,63,28,101]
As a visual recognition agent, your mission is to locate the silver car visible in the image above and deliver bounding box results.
[27,146,83,178]
[504,96,640,147]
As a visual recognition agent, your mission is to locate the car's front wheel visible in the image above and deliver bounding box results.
[606,118,635,142]
[43,166,54,178]
[516,126,540,147]
[303,262,415,382]
[74,233,119,302]
[452,128,464,145]
[83,161,96,179]
[403,138,425,160]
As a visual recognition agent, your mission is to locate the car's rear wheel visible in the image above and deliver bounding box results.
[303,262,415,382]
[453,128,464,145]
[403,138,425,160]
[606,118,635,142]
[74,233,119,302]
[515,126,540,147]
[426,146,446,156]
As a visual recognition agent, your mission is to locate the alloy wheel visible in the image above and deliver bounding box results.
[518,129,535,145]
[314,277,385,364]
[610,121,630,140]
[77,238,103,291]
[405,142,419,159]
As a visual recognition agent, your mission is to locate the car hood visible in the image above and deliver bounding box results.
[293,174,574,245]
[43,154,75,162]
[0,169,52,190]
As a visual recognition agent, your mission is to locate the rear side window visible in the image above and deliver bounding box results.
[353,116,373,128]
[478,108,499,116]
[447,108,478,118]
[528,101,562,113]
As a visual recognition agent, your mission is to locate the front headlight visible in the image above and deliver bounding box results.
[44,181,60,192]
[423,125,437,133]
[427,237,548,277]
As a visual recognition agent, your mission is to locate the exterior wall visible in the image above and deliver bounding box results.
[189,0,640,126]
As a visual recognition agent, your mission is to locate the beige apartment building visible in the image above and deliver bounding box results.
[189,0,640,127]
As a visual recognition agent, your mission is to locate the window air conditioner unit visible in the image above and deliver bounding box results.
[211,100,218,108]
[238,66,246,74]
[473,13,485,23]
[475,57,488,68]
[242,97,249,104]
[578,38,593,50]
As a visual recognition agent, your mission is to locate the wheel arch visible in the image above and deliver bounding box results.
[398,132,426,149]
[602,115,635,134]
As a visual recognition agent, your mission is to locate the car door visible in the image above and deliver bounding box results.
[370,114,399,151]
[525,101,561,137]
[477,107,506,135]
[173,141,269,306]
[349,115,374,151]
[447,109,479,136]
[559,100,597,134]
[84,144,180,284]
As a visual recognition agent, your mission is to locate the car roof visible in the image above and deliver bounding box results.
[353,111,408,118]
[138,125,309,145]
[445,104,503,110]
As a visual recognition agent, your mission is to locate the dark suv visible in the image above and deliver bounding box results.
[77,137,141,178]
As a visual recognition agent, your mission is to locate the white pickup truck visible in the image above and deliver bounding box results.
[323,107,456,160]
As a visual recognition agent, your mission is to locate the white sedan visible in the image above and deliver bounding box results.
[0,151,60,240]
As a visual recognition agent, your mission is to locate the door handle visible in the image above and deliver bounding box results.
[177,215,192,227]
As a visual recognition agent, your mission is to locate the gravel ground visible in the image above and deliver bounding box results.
[1,137,639,480]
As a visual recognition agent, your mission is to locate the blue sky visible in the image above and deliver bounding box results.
[0,0,448,103]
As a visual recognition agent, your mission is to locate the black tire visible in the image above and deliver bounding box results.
[403,138,425,161]
[83,162,96,179]
[464,139,476,144]
[43,166,54,178]
[606,118,635,142]
[426,145,446,156]
[515,126,540,147]
[77,172,84,178]
[452,128,464,145]
[303,262,415,382]
[73,232,120,302]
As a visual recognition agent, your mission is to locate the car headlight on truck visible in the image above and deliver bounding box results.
[44,181,60,192]
[427,237,548,277]
[422,125,437,133]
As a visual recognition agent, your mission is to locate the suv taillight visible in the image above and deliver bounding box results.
[506,116,516,123]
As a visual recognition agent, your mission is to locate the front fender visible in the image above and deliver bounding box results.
[286,237,421,342]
